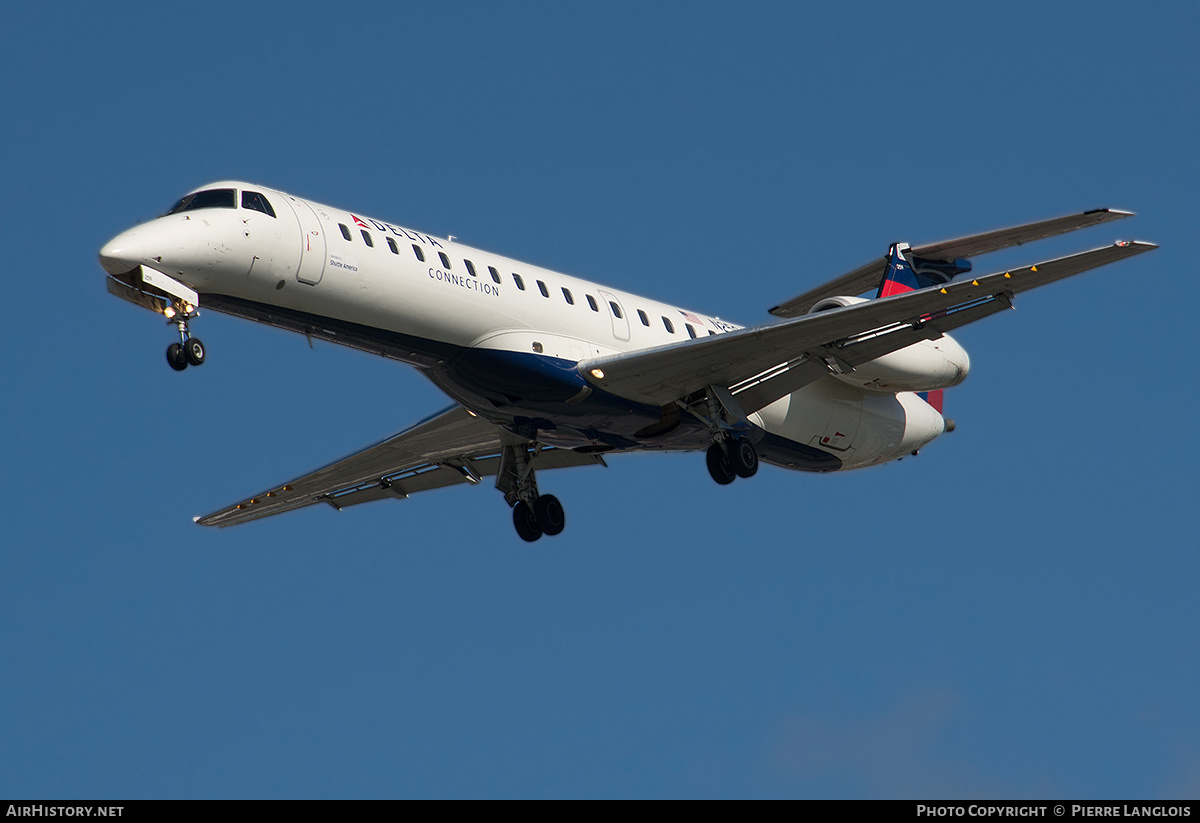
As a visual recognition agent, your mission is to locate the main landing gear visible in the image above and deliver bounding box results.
[164,303,205,372]
[706,436,758,485]
[688,385,760,487]
[497,439,567,542]
[512,494,566,542]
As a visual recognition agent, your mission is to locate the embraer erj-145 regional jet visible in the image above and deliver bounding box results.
[99,183,1155,541]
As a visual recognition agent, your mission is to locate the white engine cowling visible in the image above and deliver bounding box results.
[807,296,970,392]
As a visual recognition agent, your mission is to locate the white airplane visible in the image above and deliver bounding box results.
[99,182,1155,540]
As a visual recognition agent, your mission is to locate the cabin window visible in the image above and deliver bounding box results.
[412,244,425,262]
[708,330,716,336]
[609,301,623,319]
[438,252,452,269]
[240,190,276,217]
[166,188,236,215]
[537,280,549,298]
[513,273,525,290]
[339,224,352,241]
[663,317,675,333]
[361,229,374,247]
[686,324,697,339]
[386,237,398,254]
[637,309,650,326]
[465,259,478,277]
[562,287,574,305]
[586,295,599,312]
[488,266,502,284]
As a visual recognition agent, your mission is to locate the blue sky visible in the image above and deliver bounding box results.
[2,1,1197,799]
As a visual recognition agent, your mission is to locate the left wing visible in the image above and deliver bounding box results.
[196,405,605,527]
[580,240,1156,413]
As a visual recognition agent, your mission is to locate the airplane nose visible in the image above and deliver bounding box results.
[99,217,199,277]
[99,229,145,274]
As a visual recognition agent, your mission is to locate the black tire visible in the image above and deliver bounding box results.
[533,495,566,536]
[185,337,206,366]
[166,342,188,371]
[706,442,736,485]
[513,501,542,542]
[731,437,759,478]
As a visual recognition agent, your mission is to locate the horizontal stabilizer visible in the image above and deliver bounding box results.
[769,209,1133,318]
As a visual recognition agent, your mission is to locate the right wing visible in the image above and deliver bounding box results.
[581,240,1156,413]
[196,405,605,527]
[768,209,1134,318]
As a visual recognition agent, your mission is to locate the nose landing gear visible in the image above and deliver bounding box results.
[164,303,205,372]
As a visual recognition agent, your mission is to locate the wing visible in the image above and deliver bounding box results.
[768,209,1133,318]
[196,405,605,527]
[581,240,1156,413]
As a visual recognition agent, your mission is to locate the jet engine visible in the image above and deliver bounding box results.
[807,296,970,392]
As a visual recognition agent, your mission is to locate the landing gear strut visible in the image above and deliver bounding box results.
[497,439,567,542]
[164,303,205,372]
[688,385,760,486]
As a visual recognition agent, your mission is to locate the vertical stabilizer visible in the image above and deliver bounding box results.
[876,243,921,298]
[876,243,973,299]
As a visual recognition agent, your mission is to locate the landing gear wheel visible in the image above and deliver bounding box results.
[166,342,188,371]
[184,337,206,366]
[731,437,759,478]
[533,495,566,536]
[706,442,736,485]
[513,500,543,542]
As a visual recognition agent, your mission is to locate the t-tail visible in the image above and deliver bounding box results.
[875,242,972,299]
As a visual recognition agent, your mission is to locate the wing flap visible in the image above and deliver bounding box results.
[769,209,1133,318]
[583,241,1156,411]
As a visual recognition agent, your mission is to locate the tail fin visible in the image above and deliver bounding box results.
[876,243,973,299]
[876,243,921,298]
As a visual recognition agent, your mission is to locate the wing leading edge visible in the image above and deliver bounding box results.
[196,405,605,527]
[581,240,1156,413]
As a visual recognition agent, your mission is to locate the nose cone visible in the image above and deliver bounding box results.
[98,216,201,277]
[99,228,146,274]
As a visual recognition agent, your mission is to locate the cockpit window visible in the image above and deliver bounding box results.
[241,190,276,217]
[166,188,236,215]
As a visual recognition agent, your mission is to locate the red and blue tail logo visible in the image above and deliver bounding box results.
[876,243,922,298]
[876,243,972,299]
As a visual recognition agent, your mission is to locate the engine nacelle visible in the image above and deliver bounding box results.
[807,296,970,392]
[756,379,946,469]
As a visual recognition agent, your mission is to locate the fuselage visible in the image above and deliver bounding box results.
[100,181,958,471]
